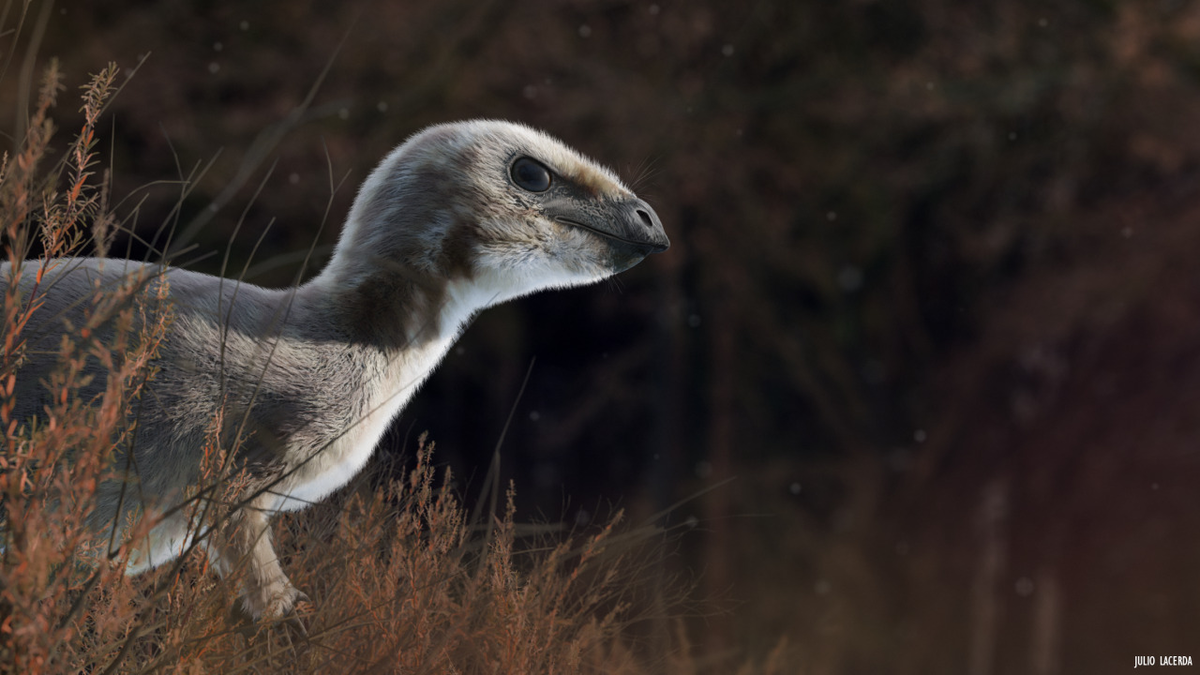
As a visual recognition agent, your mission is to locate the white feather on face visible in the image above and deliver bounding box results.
[323,120,668,317]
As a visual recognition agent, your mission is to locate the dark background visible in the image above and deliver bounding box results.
[6,0,1200,671]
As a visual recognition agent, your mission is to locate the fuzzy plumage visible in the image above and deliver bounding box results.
[2,120,668,619]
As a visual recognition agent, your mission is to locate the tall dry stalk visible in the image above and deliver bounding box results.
[0,60,181,674]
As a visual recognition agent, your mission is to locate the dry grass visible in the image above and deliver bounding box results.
[0,58,790,675]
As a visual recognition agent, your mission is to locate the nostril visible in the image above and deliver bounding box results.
[636,208,655,229]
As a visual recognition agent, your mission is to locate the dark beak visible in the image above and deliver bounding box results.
[545,197,670,258]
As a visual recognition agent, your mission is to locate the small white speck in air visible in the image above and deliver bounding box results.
[649,4,660,15]
[579,24,592,38]
[789,482,801,495]
[523,85,537,100]
[826,211,837,221]
[914,429,927,443]
[685,515,699,528]
[338,108,350,120]
[722,44,734,57]
[213,42,223,52]
[926,81,934,90]
[1009,132,1018,141]
[240,20,249,31]
[815,579,832,595]
[1015,577,1035,597]
[1038,17,1048,27]
[837,265,863,292]
[377,101,388,112]
[1122,226,1133,238]
[288,173,300,185]
[1152,482,1160,491]
[208,62,220,74]
[529,411,540,422]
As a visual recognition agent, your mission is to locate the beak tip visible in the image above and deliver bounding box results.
[631,199,668,253]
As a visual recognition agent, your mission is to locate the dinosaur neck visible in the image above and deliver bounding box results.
[257,268,483,513]
[299,263,486,413]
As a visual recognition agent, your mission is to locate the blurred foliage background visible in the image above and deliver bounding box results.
[5,0,1200,671]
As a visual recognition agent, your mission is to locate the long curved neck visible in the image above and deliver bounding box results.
[294,261,486,420]
[292,161,498,416]
[240,266,483,484]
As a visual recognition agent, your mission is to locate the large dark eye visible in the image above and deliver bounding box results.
[511,157,551,192]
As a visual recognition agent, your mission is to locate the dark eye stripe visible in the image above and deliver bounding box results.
[511,157,551,192]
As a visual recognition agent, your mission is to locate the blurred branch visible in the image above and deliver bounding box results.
[11,0,53,146]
